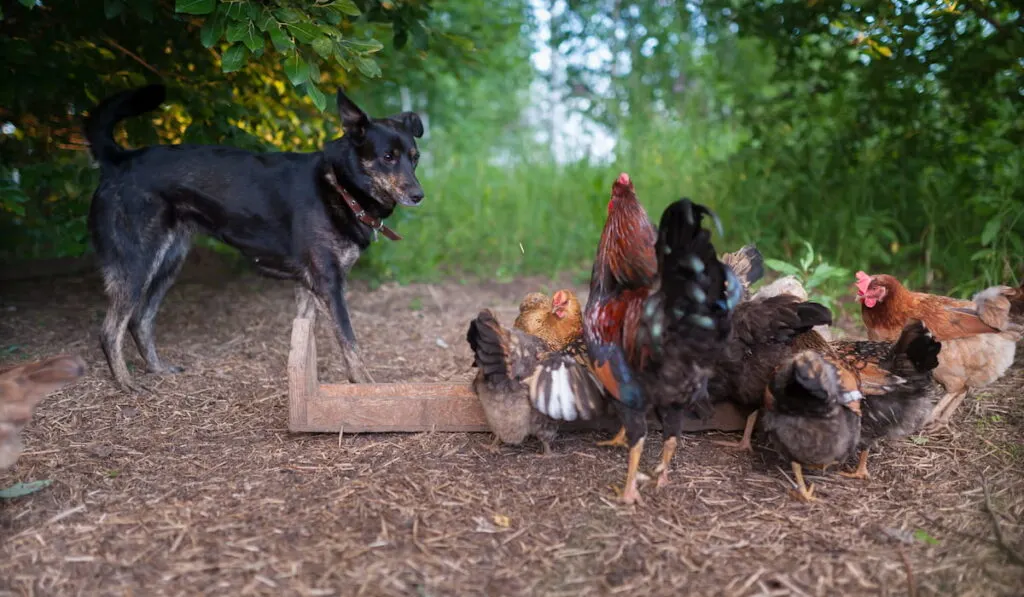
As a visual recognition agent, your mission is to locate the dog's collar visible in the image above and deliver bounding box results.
[323,170,402,242]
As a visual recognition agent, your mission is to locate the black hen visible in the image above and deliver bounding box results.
[707,294,834,451]
[832,320,943,479]
[761,350,863,502]
[622,198,743,499]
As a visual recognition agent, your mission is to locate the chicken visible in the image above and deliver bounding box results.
[514,292,552,332]
[1,355,87,470]
[831,321,943,480]
[750,275,833,341]
[576,172,742,503]
[466,307,602,455]
[945,282,1024,336]
[593,246,765,451]
[707,294,834,452]
[761,348,862,502]
[856,271,1020,428]
[720,244,764,300]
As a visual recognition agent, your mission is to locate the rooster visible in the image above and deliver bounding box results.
[830,321,943,480]
[580,173,742,504]
[855,272,1021,428]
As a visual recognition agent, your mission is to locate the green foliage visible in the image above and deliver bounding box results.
[763,242,852,310]
[1,0,1021,300]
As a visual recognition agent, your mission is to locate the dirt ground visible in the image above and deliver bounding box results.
[1,251,1022,597]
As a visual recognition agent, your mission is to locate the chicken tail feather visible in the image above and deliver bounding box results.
[466,310,512,383]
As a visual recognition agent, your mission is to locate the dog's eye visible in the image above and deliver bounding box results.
[383,152,395,163]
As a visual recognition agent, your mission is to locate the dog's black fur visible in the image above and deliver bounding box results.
[84,84,424,389]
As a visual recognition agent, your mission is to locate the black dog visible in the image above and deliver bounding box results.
[84,84,424,390]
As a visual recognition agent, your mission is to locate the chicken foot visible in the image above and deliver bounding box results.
[926,389,968,431]
[596,426,628,449]
[839,449,871,480]
[789,461,817,502]
[711,410,758,452]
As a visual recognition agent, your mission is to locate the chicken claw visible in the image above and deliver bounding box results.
[839,449,872,480]
[537,440,552,457]
[596,426,628,449]
[484,434,503,454]
[789,461,817,502]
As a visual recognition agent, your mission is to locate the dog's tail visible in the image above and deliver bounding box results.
[84,84,167,164]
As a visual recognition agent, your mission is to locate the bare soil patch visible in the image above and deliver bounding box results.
[1,251,1022,596]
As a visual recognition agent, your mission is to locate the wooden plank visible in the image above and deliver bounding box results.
[290,381,748,434]
[301,382,485,432]
[287,316,317,431]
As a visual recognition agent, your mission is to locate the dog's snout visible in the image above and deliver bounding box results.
[406,188,425,205]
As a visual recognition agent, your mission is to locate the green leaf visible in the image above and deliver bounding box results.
[200,13,226,48]
[354,55,382,78]
[226,21,247,42]
[764,258,802,277]
[913,529,939,545]
[103,0,123,19]
[329,0,362,16]
[312,36,334,59]
[283,53,310,86]
[273,7,302,23]
[175,0,215,15]
[0,479,52,499]
[225,0,251,20]
[343,38,384,54]
[220,44,249,73]
[18,0,36,9]
[305,82,327,112]
[286,22,320,44]
[227,21,262,52]
[268,27,294,52]
[980,216,1001,247]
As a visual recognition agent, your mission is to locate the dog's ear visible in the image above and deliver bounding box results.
[336,88,369,138]
[391,111,424,138]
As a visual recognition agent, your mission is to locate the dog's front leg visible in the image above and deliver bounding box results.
[310,264,374,384]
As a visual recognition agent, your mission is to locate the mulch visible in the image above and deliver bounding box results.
[1,251,1022,596]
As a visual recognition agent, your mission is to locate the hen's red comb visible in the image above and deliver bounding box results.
[855,271,871,295]
[616,172,631,186]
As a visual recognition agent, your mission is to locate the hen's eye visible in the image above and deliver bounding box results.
[383,152,395,163]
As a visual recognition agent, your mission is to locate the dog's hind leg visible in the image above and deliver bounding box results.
[129,231,190,375]
[99,269,144,392]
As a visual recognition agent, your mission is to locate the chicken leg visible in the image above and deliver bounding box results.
[839,449,871,480]
[621,437,646,504]
[712,410,758,452]
[653,436,678,489]
[596,426,628,448]
[789,461,817,502]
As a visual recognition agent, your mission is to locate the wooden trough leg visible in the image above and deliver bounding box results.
[288,286,319,432]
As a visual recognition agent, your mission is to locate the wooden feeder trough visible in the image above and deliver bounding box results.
[286,291,748,435]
